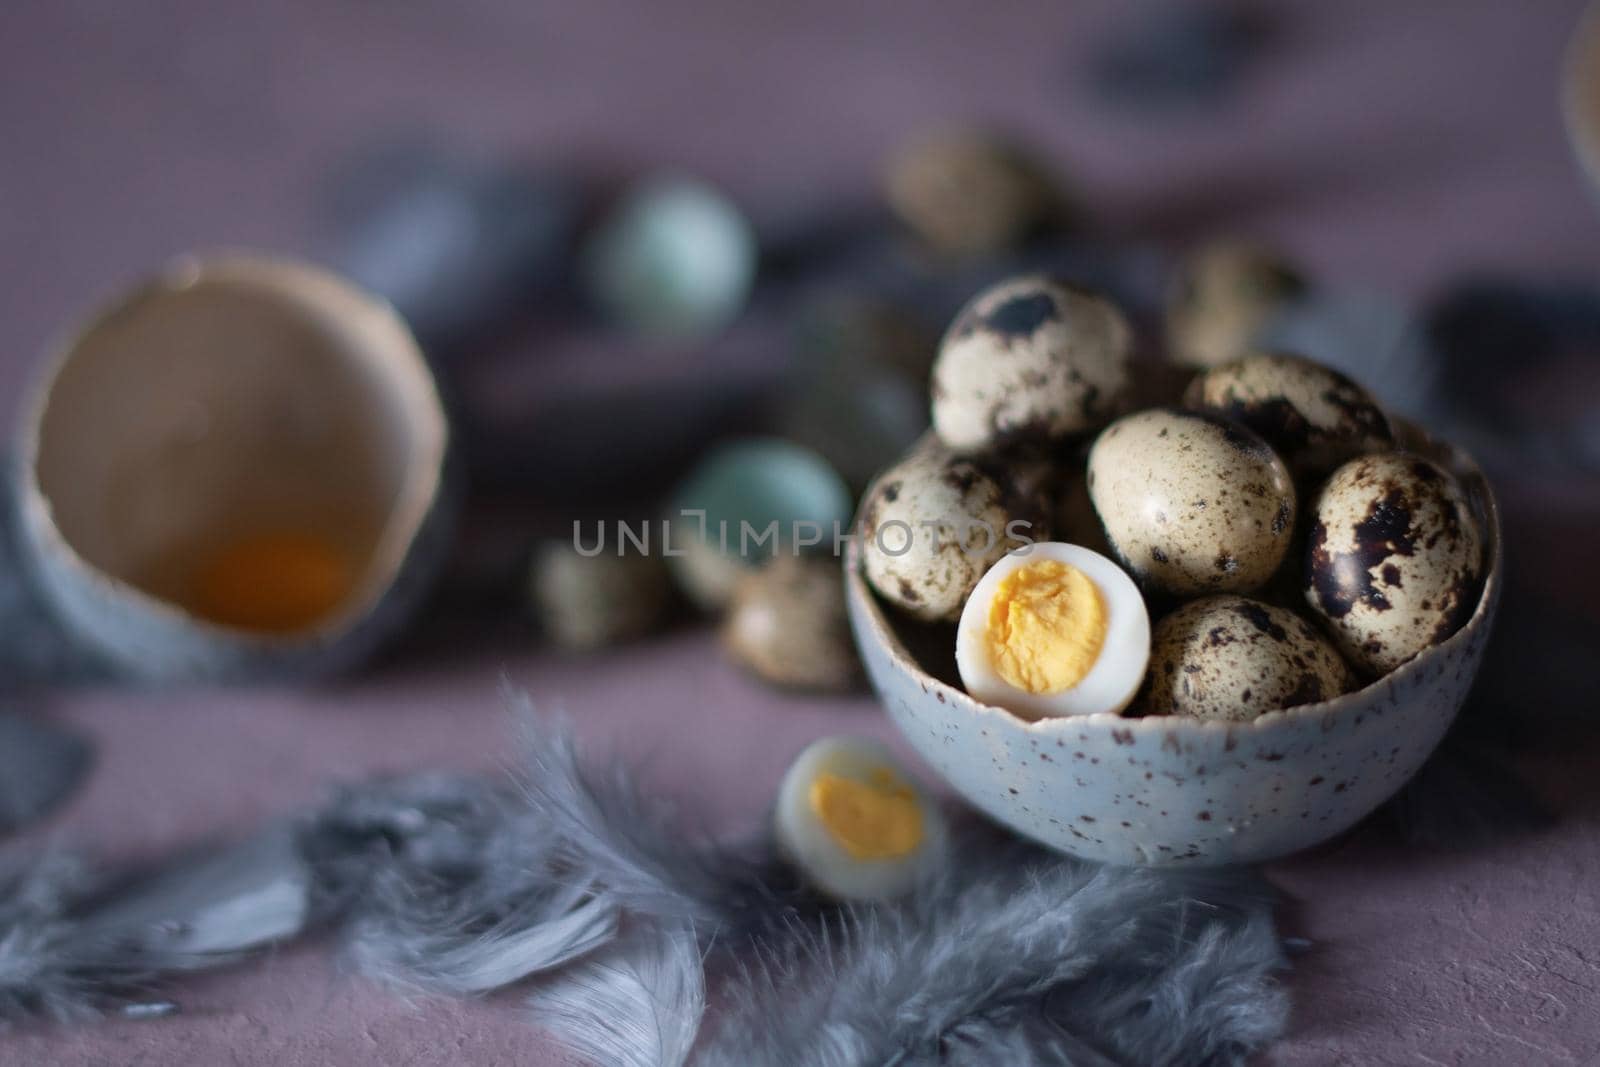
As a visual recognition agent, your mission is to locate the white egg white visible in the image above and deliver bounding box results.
[773,736,946,901]
[955,541,1151,720]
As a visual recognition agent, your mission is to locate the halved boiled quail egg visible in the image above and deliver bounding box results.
[774,736,947,901]
[955,542,1150,720]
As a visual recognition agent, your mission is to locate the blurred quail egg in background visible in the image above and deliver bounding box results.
[954,541,1150,720]
[774,736,947,901]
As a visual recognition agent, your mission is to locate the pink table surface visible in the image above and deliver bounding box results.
[4,2,1600,1065]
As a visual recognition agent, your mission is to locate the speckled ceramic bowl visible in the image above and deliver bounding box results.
[845,429,1500,866]
[13,253,455,681]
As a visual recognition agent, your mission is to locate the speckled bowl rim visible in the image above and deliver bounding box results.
[846,427,1501,742]
[13,251,452,650]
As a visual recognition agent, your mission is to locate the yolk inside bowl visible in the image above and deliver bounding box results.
[809,768,924,860]
[986,559,1106,694]
[189,532,355,633]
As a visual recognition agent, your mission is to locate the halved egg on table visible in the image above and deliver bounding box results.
[774,736,947,901]
[954,542,1150,720]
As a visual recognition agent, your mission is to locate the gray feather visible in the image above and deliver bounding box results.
[698,832,1285,1067]
[0,709,1290,1066]
[0,712,93,833]
[506,695,812,935]
[300,772,621,996]
[526,923,705,1067]
[0,831,312,1025]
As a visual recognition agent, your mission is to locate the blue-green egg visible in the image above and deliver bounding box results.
[667,439,851,611]
[583,176,757,339]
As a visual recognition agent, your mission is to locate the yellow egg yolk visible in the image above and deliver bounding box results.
[808,768,925,861]
[190,532,354,633]
[985,559,1107,694]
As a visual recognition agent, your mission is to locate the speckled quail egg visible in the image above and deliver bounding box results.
[859,435,1046,622]
[1166,241,1307,368]
[1184,352,1394,476]
[1088,409,1296,596]
[955,542,1150,720]
[722,555,861,692]
[529,541,671,651]
[1142,595,1354,722]
[883,129,1065,256]
[931,276,1133,454]
[774,736,947,901]
[1305,451,1483,675]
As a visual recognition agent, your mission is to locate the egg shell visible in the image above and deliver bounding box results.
[1305,451,1483,675]
[858,434,1045,622]
[722,555,861,692]
[1166,242,1306,368]
[1143,596,1354,722]
[847,421,1499,866]
[12,254,456,682]
[932,276,1133,454]
[774,735,947,901]
[1183,352,1393,476]
[1087,409,1296,596]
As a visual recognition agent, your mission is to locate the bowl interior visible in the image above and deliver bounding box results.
[26,256,447,636]
[862,422,1497,722]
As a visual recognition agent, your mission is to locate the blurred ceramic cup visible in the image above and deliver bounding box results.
[12,253,455,681]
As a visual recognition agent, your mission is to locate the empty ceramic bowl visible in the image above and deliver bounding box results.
[13,253,455,681]
[845,427,1500,866]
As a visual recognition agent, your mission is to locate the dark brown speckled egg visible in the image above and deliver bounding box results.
[1305,451,1483,675]
[931,276,1132,455]
[1183,352,1393,476]
[859,435,1046,622]
[1087,409,1296,597]
[1143,595,1354,722]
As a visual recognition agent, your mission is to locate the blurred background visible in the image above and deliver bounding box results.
[3,1,1600,1063]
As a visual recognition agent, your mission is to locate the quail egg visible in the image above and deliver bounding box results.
[774,736,947,901]
[722,555,860,691]
[1184,352,1393,475]
[955,542,1151,720]
[1305,451,1483,675]
[530,541,671,651]
[1088,409,1296,596]
[883,129,1064,256]
[859,435,1045,622]
[583,176,756,339]
[1166,241,1307,367]
[1142,595,1354,722]
[932,276,1133,454]
[668,439,853,612]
